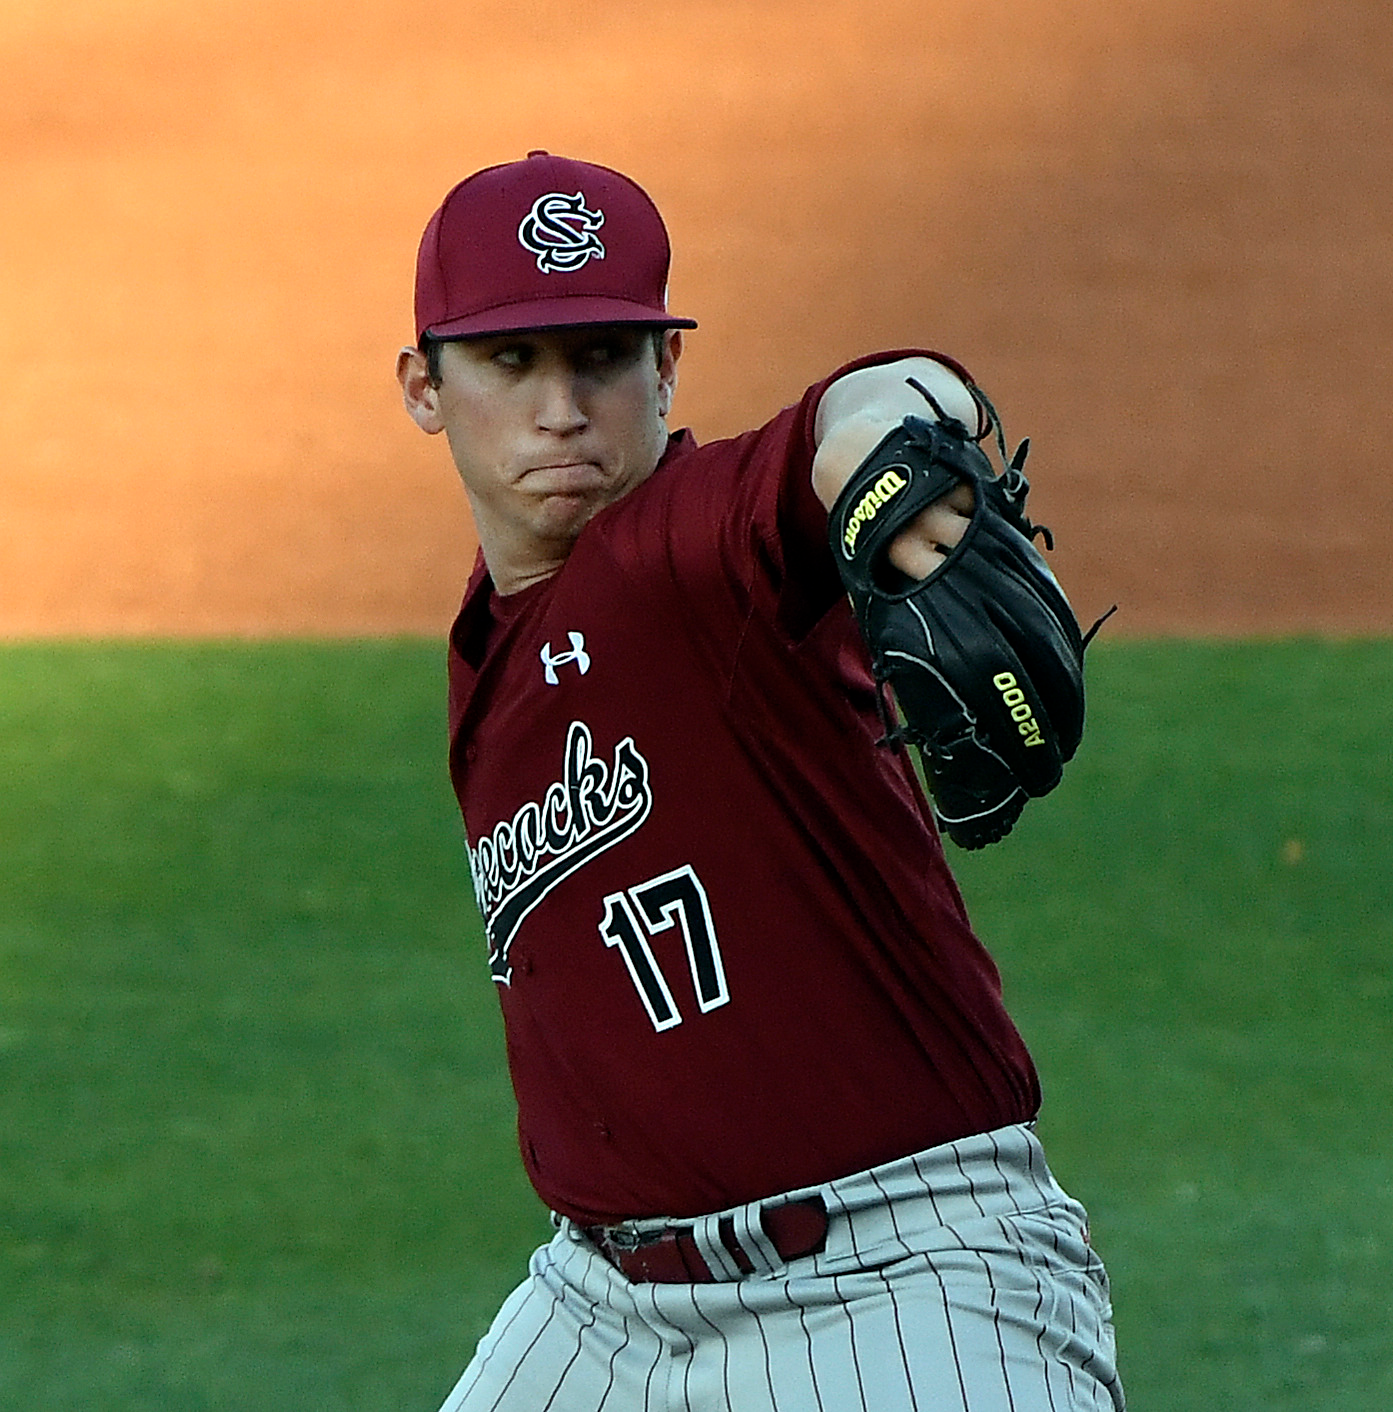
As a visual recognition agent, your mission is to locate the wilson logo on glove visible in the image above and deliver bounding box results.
[841,468,909,557]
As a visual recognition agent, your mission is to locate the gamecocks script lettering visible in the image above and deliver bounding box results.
[468,721,652,983]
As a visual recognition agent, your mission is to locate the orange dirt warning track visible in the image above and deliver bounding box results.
[1,0,1389,637]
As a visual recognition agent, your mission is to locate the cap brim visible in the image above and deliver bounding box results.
[423,296,697,341]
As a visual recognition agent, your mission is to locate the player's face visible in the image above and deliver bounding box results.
[402,326,680,592]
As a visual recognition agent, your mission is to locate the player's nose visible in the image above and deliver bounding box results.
[535,370,588,434]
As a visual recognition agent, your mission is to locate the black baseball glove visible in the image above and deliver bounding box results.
[828,387,1105,848]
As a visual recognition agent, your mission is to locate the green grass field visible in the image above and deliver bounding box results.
[1,639,1389,1410]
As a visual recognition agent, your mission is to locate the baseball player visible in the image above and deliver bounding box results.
[396,151,1124,1411]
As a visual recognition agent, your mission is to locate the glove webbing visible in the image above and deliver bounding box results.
[906,373,1117,648]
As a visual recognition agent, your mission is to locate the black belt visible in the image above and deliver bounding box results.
[587,1195,828,1284]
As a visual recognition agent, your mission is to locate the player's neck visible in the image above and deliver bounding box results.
[492,560,564,595]
[481,532,572,596]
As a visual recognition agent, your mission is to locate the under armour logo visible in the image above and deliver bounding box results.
[540,632,591,685]
[518,191,606,274]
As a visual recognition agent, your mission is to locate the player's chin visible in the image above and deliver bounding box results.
[532,493,604,543]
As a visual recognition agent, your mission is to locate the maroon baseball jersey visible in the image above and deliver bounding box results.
[446,352,1041,1226]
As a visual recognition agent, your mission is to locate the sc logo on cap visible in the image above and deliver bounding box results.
[518,191,606,274]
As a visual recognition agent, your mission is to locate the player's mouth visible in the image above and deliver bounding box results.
[523,460,607,493]
[522,460,609,505]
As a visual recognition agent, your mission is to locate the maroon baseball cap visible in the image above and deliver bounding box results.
[413,151,697,343]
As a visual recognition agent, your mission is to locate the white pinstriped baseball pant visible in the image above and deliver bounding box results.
[437,1123,1125,1411]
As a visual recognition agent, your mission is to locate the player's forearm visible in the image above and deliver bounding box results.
[810,356,977,512]
[811,356,978,578]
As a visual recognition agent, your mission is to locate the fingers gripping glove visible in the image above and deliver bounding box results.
[828,396,1094,849]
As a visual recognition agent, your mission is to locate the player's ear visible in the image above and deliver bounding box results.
[656,330,682,418]
[397,346,445,434]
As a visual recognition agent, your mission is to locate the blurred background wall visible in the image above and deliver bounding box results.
[1,0,1388,637]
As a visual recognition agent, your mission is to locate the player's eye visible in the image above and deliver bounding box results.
[577,342,616,368]
[491,342,536,371]
[576,335,639,372]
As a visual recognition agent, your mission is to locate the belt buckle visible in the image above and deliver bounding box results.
[597,1223,647,1254]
